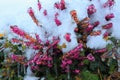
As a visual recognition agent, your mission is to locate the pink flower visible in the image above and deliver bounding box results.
[54,3,60,9]
[90,30,101,36]
[35,34,42,43]
[74,69,80,74]
[54,18,62,26]
[87,4,96,15]
[87,53,95,61]
[103,0,114,8]
[103,31,110,40]
[102,23,113,29]
[54,0,66,10]
[95,48,107,53]
[47,64,52,67]
[74,27,79,33]
[60,0,66,10]
[37,0,42,11]
[36,60,42,65]
[64,33,71,42]
[33,53,41,61]
[67,60,72,65]
[105,13,114,21]
[11,38,20,43]
[10,25,26,37]
[69,43,83,53]
[27,7,34,16]
[77,43,83,49]
[11,54,17,60]
[43,9,47,16]
[33,45,40,50]
[54,12,61,26]
[86,24,94,32]
[25,41,33,46]
[27,7,40,26]
[93,21,100,27]
[31,66,39,70]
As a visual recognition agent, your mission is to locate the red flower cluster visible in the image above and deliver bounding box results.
[102,23,113,29]
[64,33,71,42]
[28,7,40,26]
[37,0,42,11]
[10,25,36,43]
[54,0,66,10]
[95,48,108,53]
[103,0,115,8]
[61,44,86,74]
[87,4,96,15]
[105,13,114,21]
[10,25,26,37]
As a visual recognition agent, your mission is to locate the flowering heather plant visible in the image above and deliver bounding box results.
[0,24,94,79]
[0,0,120,80]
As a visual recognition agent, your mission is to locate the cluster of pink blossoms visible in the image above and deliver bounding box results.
[87,4,96,15]
[103,0,115,8]
[61,43,94,74]
[10,25,26,37]
[54,0,66,10]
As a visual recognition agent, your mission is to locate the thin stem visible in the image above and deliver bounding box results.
[24,65,26,74]
[17,63,20,77]
[67,65,70,80]
[98,68,102,80]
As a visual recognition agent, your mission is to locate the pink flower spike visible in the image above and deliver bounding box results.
[10,25,26,37]
[27,7,34,16]
[95,48,107,53]
[102,23,113,29]
[87,4,96,15]
[78,43,83,49]
[47,64,52,67]
[103,31,110,39]
[37,0,42,11]
[90,30,101,36]
[108,0,114,7]
[105,13,114,21]
[11,54,17,60]
[87,53,95,61]
[32,66,39,70]
[74,69,80,74]
[64,33,71,42]
[33,46,39,50]
[35,34,42,43]
[103,0,114,8]
[11,38,20,43]
[60,0,66,10]
[43,9,47,16]
[54,3,60,9]
[86,24,94,32]
[67,60,72,65]
[54,0,66,10]
[93,21,100,27]
[54,18,62,26]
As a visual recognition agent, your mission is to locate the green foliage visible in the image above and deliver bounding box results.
[80,70,99,80]
[108,59,117,74]
[83,59,89,65]
[89,54,109,74]
[106,44,113,51]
